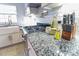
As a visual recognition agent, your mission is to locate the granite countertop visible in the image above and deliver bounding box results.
[27,32,79,56]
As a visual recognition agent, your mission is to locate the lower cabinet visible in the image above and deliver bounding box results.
[0,32,24,48]
[10,32,24,44]
[0,26,28,56]
[0,42,27,56]
[0,34,12,48]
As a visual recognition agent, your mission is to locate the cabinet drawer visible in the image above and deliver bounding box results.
[0,42,26,56]
[11,32,23,44]
[0,34,11,48]
[0,32,23,48]
[0,26,20,35]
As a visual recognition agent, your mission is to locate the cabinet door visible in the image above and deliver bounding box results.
[0,42,26,56]
[11,32,23,44]
[0,34,11,48]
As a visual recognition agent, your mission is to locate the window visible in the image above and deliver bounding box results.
[0,4,17,25]
[58,4,79,16]
[58,4,79,32]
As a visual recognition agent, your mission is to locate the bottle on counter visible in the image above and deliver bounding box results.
[55,29,61,40]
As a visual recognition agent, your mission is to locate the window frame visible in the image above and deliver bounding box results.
[0,4,17,26]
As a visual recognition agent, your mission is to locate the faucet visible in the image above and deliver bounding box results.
[8,15,12,26]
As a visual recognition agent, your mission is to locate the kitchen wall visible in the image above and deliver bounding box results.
[29,7,59,24]
[37,11,58,24]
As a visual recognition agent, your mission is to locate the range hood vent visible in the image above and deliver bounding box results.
[28,3,41,8]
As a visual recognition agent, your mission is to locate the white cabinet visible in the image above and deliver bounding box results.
[11,32,23,44]
[0,42,26,56]
[0,26,24,48]
[0,34,11,47]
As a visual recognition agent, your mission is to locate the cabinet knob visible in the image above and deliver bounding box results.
[8,35,12,40]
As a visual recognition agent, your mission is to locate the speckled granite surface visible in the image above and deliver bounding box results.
[27,32,79,56]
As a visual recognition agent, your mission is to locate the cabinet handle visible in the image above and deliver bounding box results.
[8,35,12,40]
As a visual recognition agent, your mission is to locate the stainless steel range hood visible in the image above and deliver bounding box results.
[27,3,63,17]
